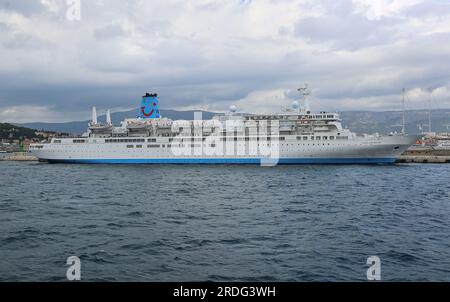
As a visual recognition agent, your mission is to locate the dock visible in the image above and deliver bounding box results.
[397,149,450,163]
[0,152,38,161]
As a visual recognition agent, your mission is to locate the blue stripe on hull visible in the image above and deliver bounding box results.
[46,157,397,164]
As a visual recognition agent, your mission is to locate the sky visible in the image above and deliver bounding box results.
[1,0,450,122]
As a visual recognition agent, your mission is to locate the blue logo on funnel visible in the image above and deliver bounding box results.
[139,93,160,119]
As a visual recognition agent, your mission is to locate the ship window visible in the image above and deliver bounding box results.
[148,138,156,142]
[329,136,335,140]
[310,136,314,140]
[126,145,133,148]
[303,136,308,140]
[169,138,173,142]
[323,136,327,140]
[280,137,285,141]
[136,145,142,148]
[147,144,159,148]
[73,139,85,143]
[316,136,321,140]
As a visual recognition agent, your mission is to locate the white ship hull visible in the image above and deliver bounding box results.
[30,90,418,165]
[30,135,417,164]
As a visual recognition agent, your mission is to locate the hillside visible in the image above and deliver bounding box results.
[0,123,41,140]
[340,109,450,134]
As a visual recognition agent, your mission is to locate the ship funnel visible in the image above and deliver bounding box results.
[106,109,112,125]
[92,106,98,124]
[139,93,160,119]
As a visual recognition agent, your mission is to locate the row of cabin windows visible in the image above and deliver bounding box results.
[106,138,146,143]
[127,144,219,149]
[30,145,44,149]
[297,136,335,141]
[106,137,287,143]
[296,135,348,141]
[107,138,203,143]
[219,137,285,142]
[87,136,349,145]
[127,144,168,148]
[246,114,335,120]
[124,142,346,149]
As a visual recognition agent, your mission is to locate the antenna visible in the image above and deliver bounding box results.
[298,84,311,112]
[417,123,424,134]
[443,112,450,134]
[401,88,406,135]
[428,87,433,133]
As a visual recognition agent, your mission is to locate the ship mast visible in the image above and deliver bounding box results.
[428,88,432,133]
[92,106,98,125]
[402,88,406,135]
[106,109,112,125]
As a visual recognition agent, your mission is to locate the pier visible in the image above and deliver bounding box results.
[397,149,450,163]
[0,152,38,161]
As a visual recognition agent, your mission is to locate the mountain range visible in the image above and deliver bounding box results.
[16,108,450,135]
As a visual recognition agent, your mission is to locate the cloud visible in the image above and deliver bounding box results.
[0,0,450,122]
[93,23,127,40]
[0,0,47,16]
[0,105,60,123]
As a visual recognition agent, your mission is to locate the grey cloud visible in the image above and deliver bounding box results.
[0,0,46,16]
[1,0,450,122]
[94,23,127,40]
[405,1,450,18]
[294,13,399,50]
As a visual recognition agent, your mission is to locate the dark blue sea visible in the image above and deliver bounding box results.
[1,161,450,281]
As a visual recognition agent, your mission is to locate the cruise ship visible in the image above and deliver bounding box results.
[30,89,417,165]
